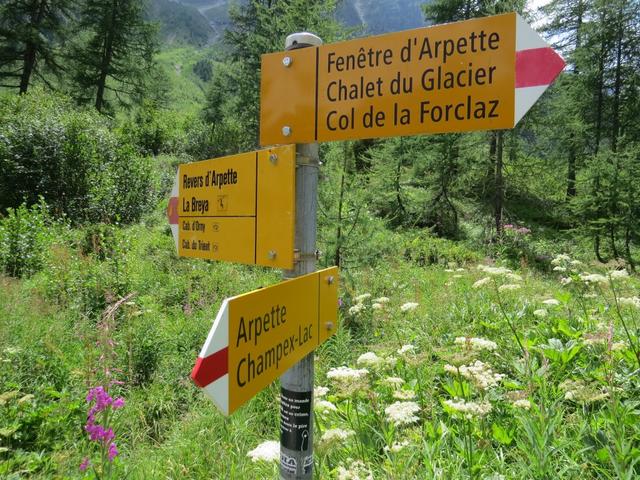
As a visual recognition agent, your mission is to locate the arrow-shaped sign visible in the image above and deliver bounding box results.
[260,12,564,145]
[191,267,339,415]
[167,145,296,269]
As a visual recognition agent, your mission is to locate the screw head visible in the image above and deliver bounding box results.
[325,322,334,330]
[327,276,334,285]
[268,250,277,260]
[282,126,292,137]
[282,56,292,67]
[269,153,278,164]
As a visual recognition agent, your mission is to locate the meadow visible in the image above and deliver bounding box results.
[1,197,639,479]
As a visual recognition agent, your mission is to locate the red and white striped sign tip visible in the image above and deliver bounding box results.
[514,13,565,125]
[191,267,340,416]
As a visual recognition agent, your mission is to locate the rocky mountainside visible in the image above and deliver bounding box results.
[149,0,428,46]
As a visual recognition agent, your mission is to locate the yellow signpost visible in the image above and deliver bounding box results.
[260,12,564,145]
[168,145,296,269]
[191,266,339,415]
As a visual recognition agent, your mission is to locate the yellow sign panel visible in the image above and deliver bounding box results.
[260,13,516,144]
[172,145,296,269]
[227,267,338,413]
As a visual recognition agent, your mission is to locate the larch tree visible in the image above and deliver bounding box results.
[70,0,157,113]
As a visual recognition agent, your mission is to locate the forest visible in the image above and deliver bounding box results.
[1,0,639,478]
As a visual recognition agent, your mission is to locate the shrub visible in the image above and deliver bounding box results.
[0,89,153,224]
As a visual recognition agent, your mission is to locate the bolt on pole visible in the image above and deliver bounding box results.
[279,31,323,480]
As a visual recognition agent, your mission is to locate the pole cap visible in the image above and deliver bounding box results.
[285,32,323,50]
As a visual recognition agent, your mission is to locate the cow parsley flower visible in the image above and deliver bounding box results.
[609,269,629,280]
[314,386,329,398]
[533,309,547,318]
[315,400,337,413]
[247,440,280,462]
[384,440,410,453]
[400,302,419,312]
[384,401,420,426]
[443,398,492,418]
[348,304,365,315]
[336,460,373,480]
[397,344,416,355]
[472,277,491,289]
[542,298,560,306]
[512,399,531,410]
[478,265,513,276]
[381,376,405,387]
[373,296,390,303]
[327,367,369,394]
[357,352,384,368]
[371,303,383,310]
[393,389,416,400]
[454,336,497,351]
[498,284,521,292]
[354,293,372,303]
[444,360,505,390]
[318,429,354,450]
[580,273,608,284]
[618,297,640,308]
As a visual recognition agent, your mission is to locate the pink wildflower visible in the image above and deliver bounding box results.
[79,457,90,471]
[108,442,119,462]
[112,397,125,409]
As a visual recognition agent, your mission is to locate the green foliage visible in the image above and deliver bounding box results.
[0,200,58,278]
[70,0,158,112]
[0,90,155,224]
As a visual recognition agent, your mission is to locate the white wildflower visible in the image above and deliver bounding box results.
[533,309,548,318]
[560,379,609,403]
[336,460,373,480]
[385,356,398,368]
[478,265,512,276]
[560,277,572,285]
[327,366,369,394]
[551,254,571,265]
[327,366,369,381]
[354,293,371,303]
[247,440,279,462]
[498,284,521,292]
[609,269,629,280]
[357,352,384,368]
[319,428,354,449]
[553,266,567,272]
[315,400,337,413]
[348,303,365,315]
[381,376,405,387]
[506,273,523,282]
[473,277,491,289]
[400,302,419,312]
[618,297,640,308]
[443,398,492,418]
[542,298,560,306]
[612,341,628,351]
[373,297,390,304]
[314,386,329,398]
[453,274,463,279]
[445,269,455,272]
[570,260,582,266]
[384,440,410,453]
[444,360,505,390]
[371,303,383,310]
[397,344,416,355]
[456,268,466,272]
[454,336,497,351]
[512,399,531,410]
[580,273,608,284]
[385,401,420,426]
[393,389,417,400]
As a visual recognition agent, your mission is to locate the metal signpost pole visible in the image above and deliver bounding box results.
[279,32,323,480]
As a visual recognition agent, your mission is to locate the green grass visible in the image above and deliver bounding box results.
[1,205,639,478]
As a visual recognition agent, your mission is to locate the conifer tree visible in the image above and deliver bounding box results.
[0,0,71,93]
[70,0,157,113]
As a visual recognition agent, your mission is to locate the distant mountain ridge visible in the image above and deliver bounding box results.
[149,0,428,46]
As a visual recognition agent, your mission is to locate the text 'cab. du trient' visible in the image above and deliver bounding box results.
[260,12,565,145]
[191,267,339,415]
[167,145,296,269]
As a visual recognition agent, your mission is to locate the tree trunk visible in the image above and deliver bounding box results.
[333,144,348,267]
[19,0,47,94]
[566,146,577,198]
[494,131,504,237]
[95,1,119,112]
